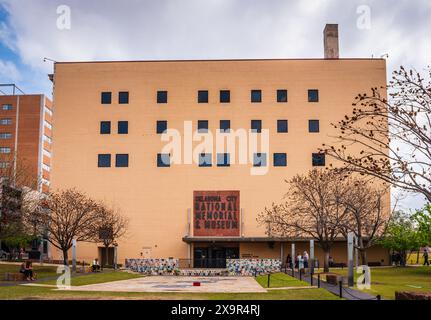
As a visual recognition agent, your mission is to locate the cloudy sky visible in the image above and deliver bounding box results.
[0,0,430,209]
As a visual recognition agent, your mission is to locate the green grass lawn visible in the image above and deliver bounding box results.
[325,266,431,300]
[255,273,309,288]
[0,263,59,282]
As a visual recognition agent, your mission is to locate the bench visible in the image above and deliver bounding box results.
[395,291,431,300]
[4,272,37,281]
[325,273,342,285]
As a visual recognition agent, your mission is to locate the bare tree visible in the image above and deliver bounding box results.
[32,189,100,265]
[93,204,128,267]
[258,169,351,272]
[322,66,431,202]
[339,178,391,265]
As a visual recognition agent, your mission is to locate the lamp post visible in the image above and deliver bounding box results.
[113,242,118,270]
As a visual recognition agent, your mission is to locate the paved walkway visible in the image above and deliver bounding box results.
[56,276,267,293]
[289,270,380,300]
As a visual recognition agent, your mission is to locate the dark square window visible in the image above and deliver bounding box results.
[253,153,267,167]
[157,91,168,103]
[100,121,111,134]
[198,90,208,103]
[308,89,319,102]
[157,120,168,134]
[309,120,320,133]
[312,153,325,166]
[199,153,212,167]
[251,90,262,103]
[274,153,287,167]
[220,90,230,103]
[277,89,288,103]
[217,153,230,167]
[101,92,112,104]
[251,120,262,133]
[198,120,209,133]
[98,154,111,167]
[119,91,129,104]
[220,120,231,133]
[157,153,170,167]
[116,154,129,167]
[118,121,128,134]
[277,120,288,133]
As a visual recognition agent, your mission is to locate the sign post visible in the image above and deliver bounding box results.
[72,239,77,273]
[347,232,354,287]
[310,239,315,274]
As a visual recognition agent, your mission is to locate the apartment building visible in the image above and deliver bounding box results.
[50,25,390,266]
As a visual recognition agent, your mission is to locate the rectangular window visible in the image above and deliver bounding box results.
[2,104,12,111]
[251,90,262,103]
[253,153,267,167]
[220,90,230,103]
[98,154,111,167]
[100,121,111,134]
[199,153,212,167]
[119,91,129,104]
[157,91,168,104]
[116,154,129,167]
[101,92,112,104]
[277,120,288,133]
[308,89,319,102]
[0,118,12,125]
[0,147,11,154]
[277,89,288,103]
[198,90,208,103]
[198,120,209,133]
[219,120,231,133]
[0,162,9,169]
[0,133,12,139]
[217,153,230,167]
[273,153,287,167]
[312,153,325,166]
[251,120,262,133]
[157,120,168,134]
[118,121,128,134]
[157,153,170,167]
[309,120,320,133]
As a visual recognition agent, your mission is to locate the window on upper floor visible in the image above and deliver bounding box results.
[100,121,111,134]
[219,120,230,133]
[217,153,230,167]
[277,89,288,103]
[308,89,319,102]
[157,121,168,134]
[119,92,129,104]
[116,154,129,167]
[198,90,209,103]
[2,104,13,111]
[98,154,111,167]
[118,121,128,134]
[251,120,262,133]
[273,153,287,167]
[198,120,209,133]
[309,120,320,133]
[157,91,168,104]
[101,92,112,104]
[157,153,170,167]
[0,147,11,153]
[312,153,325,166]
[0,162,9,169]
[0,118,12,125]
[199,153,212,167]
[251,90,262,103]
[277,120,288,133]
[0,133,12,139]
[253,153,267,167]
[220,90,230,103]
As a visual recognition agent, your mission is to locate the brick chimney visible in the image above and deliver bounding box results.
[324,24,339,59]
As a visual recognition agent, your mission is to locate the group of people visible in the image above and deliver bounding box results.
[285,251,310,269]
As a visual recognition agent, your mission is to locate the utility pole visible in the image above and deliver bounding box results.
[347,232,354,287]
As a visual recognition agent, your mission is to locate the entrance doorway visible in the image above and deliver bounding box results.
[98,247,115,267]
[193,246,239,268]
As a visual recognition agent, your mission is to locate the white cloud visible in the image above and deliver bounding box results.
[0,59,20,81]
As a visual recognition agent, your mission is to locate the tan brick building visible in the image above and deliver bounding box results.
[50,25,390,267]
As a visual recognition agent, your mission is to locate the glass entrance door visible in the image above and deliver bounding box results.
[193,246,239,268]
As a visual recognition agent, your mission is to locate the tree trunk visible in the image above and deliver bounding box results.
[62,249,69,266]
[360,249,368,266]
[105,245,109,268]
[323,249,330,272]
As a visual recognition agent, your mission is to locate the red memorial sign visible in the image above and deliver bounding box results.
[193,191,240,237]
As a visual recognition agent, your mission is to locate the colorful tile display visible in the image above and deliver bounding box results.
[125,258,179,275]
[226,259,282,276]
